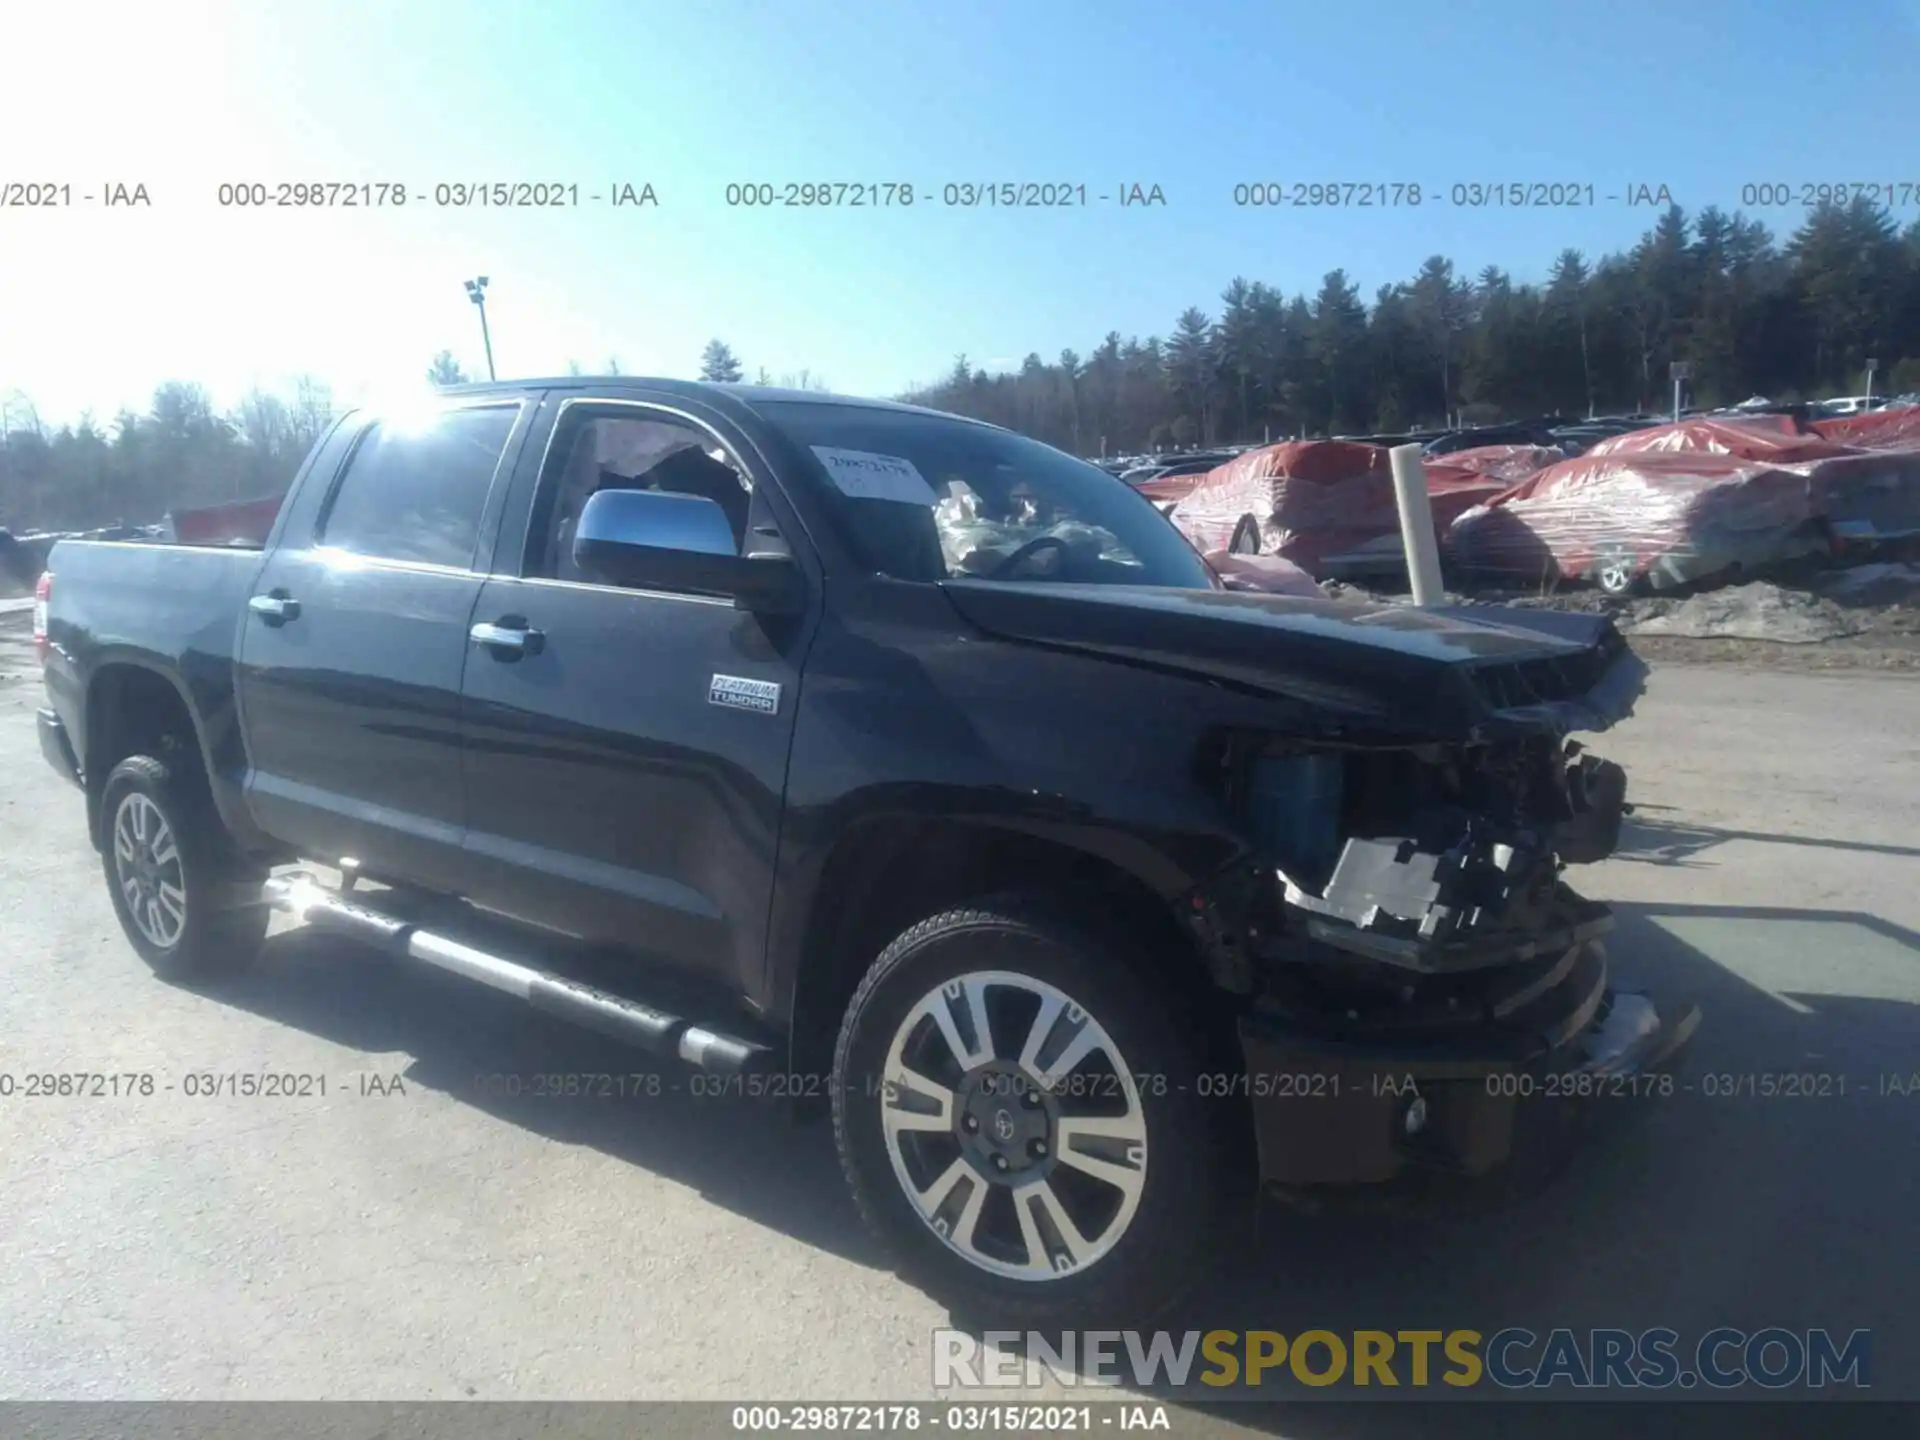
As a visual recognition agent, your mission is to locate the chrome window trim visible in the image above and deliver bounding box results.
[304,546,482,582]
[489,573,735,608]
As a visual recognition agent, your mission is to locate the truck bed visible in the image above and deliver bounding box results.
[40,539,268,826]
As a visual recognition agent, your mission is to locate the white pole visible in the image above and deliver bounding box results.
[1389,443,1446,607]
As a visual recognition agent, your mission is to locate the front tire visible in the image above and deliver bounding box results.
[1592,545,1643,597]
[100,755,268,983]
[832,896,1234,1324]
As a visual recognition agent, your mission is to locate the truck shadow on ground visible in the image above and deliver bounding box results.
[198,901,1919,1432]
[206,924,880,1265]
[1617,810,1920,866]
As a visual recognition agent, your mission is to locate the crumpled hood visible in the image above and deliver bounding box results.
[938,581,1645,741]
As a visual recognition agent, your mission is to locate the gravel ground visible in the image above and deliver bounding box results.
[2,598,1917,1424]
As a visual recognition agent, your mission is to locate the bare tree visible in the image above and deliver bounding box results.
[287,376,336,452]
[1,391,44,440]
[233,388,294,497]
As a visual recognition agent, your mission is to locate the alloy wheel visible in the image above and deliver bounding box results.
[113,792,187,949]
[1596,551,1637,595]
[877,970,1148,1281]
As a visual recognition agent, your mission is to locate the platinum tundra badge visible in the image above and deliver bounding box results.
[709,674,781,715]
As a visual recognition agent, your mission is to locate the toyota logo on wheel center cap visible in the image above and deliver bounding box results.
[993,1109,1016,1142]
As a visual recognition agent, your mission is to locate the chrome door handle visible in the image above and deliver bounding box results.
[469,621,544,657]
[248,593,300,623]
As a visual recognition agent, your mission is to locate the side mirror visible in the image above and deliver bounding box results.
[572,488,806,615]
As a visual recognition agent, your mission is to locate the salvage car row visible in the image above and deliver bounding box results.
[1143,403,1920,596]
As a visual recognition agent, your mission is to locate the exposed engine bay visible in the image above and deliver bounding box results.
[1195,730,1634,1006]
[1205,724,1702,1188]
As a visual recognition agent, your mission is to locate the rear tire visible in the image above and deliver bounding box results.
[100,755,268,983]
[831,894,1235,1325]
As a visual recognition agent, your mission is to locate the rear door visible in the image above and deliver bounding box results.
[235,396,535,890]
[457,394,819,998]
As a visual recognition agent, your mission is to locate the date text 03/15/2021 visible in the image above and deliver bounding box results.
[729,1404,1171,1432]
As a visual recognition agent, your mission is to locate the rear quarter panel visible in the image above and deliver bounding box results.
[43,540,271,849]
[41,413,358,852]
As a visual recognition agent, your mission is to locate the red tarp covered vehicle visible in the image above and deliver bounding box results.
[1799,406,1920,548]
[1590,409,1920,551]
[1135,470,1209,506]
[1166,440,1513,579]
[1423,443,1567,487]
[167,493,285,547]
[1584,414,1845,461]
[1809,405,1920,450]
[1447,450,1821,593]
[1448,408,1920,593]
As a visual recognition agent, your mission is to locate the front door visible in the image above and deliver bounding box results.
[457,399,814,998]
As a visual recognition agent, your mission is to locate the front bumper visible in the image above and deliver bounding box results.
[1238,938,1700,1188]
[37,707,82,788]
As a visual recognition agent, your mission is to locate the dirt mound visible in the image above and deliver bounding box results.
[1625,584,1867,644]
[1320,560,1920,671]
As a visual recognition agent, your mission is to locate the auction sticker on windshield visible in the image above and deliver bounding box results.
[809,446,938,504]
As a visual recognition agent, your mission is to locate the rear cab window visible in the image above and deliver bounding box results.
[317,403,522,569]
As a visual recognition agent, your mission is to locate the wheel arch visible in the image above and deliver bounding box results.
[82,660,210,851]
[782,814,1235,1104]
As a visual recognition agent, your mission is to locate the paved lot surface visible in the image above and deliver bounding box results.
[2,630,1916,1423]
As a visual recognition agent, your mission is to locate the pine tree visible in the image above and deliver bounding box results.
[699,340,744,383]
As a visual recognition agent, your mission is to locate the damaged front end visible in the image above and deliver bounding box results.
[1190,642,1700,1191]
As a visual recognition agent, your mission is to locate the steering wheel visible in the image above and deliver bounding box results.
[982,534,1072,579]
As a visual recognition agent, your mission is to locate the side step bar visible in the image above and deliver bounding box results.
[263,874,772,1075]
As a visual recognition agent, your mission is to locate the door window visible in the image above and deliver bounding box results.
[527,411,759,583]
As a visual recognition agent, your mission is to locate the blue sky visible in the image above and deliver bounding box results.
[6,0,1919,424]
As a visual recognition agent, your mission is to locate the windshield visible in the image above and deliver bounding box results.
[758,402,1216,589]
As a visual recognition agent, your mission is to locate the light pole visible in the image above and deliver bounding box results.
[464,276,496,381]
[1669,361,1691,423]
[1864,357,1878,407]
